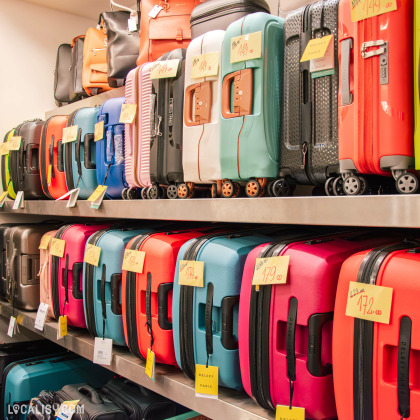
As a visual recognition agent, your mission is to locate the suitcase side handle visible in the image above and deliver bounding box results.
[205,282,214,362]
[57,140,64,173]
[222,69,253,119]
[158,282,172,330]
[111,273,122,315]
[221,295,239,350]
[72,262,83,300]
[84,134,96,170]
[75,128,83,178]
[286,297,298,383]
[25,144,40,174]
[184,81,212,127]
[398,316,412,419]
[341,38,353,106]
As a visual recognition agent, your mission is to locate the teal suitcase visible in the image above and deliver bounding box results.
[219,12,284,198]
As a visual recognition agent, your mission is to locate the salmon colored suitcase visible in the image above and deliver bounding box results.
[39,230,57,319]
[415,0,420,169]
[40,115,70,199]
[1,129,16,199]
[333,0,416,196]
[333,240,420,420]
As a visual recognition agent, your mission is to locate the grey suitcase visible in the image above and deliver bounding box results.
[69,36,88,102]
[278,0,339,195]
[54,43,72,107]
[0,224,19,300]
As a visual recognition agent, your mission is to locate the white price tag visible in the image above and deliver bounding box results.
[93,337,113,365]
[7,316,17,337]
[148,4,162,18]
[128,17,137,31]
[34,302,49,331]
[12,191,24,209]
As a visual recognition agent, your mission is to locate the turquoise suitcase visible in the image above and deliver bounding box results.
[219,12,284,198]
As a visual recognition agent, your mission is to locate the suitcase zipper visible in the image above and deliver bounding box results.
[40,117,54,199]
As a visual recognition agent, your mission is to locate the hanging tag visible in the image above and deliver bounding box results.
[128,17,137,32]
[7,316,17,338]
[55,400,80,420]
[8,136,22,151]
[34,302,49,331]
[0,191,8,208]
[145,348,155,381]
[87,185,107,209]
[84,244,101,267]
[148,4,163,18]
[12,191,24,209]
[62,126,79,144]
[150,59,180,79]
[309,35,335,78]
[191,52,220,79]
[301,34,333,63]
[94,121,104,142]
[67,188,80,208]
[119,104,137,124]
[57,315,67,339]
[178,260,204,287]
[122,249,146,273]
[351,0,397,22]
[230,31,262,63]
[195,365,218,399]
[39,234,52,250]
[252,256,289,286]
[93,337,113,365]
[276,405,305,420]
[0,143,9,156]
[50,238,65,258]
[345,281,393,324]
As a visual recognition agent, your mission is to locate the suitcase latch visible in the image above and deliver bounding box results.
[184,81,212,126]
[361,40,388,85]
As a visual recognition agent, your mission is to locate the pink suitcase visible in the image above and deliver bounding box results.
[50,223,110,328]
[124,63,153,199]
[238,230,397,418]
[39,230,57,319]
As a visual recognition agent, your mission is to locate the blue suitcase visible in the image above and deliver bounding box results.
[96,97,128,199]
[2,353,113,420]
[83,225,156,346]
[173,230,274,390]
[64,107,99,199]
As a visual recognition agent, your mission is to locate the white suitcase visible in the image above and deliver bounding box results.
[181,30,224,197]
[124,62,153,198]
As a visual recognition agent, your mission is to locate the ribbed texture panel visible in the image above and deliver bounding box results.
[124,68,137,187]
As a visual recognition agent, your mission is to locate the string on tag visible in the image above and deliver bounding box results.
[103,162,112,184]
[103,318,106,341]
[289,379,295,410]
[76,173,82,189]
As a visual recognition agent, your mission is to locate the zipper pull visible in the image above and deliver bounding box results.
[156,115,162,136]
[300,142,308,170]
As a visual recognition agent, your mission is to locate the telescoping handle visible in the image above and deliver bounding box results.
[221,69,253,119]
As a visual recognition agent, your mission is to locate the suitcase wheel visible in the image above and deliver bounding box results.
[267,180,276,197]
[178,184,190,199]
[149,184,165,200]
[396,173,419,195]
[127,187,138,200]
[140,188,149,200]
[245,180,261,198]
[272,179,293,197]
[332,177,345,196]
[343,176,362,196]
[325,177,335,196]
[122,188,129,200]
[221,181,235,198]
[166,185,178,200]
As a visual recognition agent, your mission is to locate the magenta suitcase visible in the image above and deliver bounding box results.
[50,223,110,328]
[238,230,397,418]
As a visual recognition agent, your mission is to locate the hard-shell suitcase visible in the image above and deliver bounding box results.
[64,107,99,199]
[39,230,57,318]
[9,120,46,199]
[190,0,270,39]
[336,0,416,196]
[2,353,113,420]
[239,230,397,418]
[149,49,186,199]
[54,43,72,107]
[279,0,339,195]
[414,1,420,170]
[173,230,275,390]
[40,115,70,199]
[333,239,420,420]
[219,12,284,198]
[50,223,109,327]
[0,224,20,300]
[5,224,53,311]
[96,97,128,199]
[180,30,224,198]
[83,225,154,346]
[69,35,88,102]
[124,63,153,197]
[1,129,16,199]
[278,0,318,18]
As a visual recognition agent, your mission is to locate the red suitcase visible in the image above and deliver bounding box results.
[332,0,416,196]
[40,115,70,199]
[333,240,420,420]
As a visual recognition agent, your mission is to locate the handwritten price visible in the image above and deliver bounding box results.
[230,32,262,64]
[122,249,145,273]
[50,238,65,258]
[252,256,289,286]
[351,0,397,22]
[191,52,219,79]
[178,260,204,287]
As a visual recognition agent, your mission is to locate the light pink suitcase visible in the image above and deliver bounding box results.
[238,230,397,418]
[39,230,57,318]
[124,63,153,199]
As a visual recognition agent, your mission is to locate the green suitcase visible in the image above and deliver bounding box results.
[415,0,420,169]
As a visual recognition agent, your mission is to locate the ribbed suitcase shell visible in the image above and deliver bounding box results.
[338,0,414,177]
[1,129,16,199]
[182,31,224,185]
[39,230,57,319]
[415,1,420,169]
[124,63,153,189]
[220,13,283,183]
[0,223,19,300]
[39,115,70,199]
[64,107,99,199]
[96,97,128,199]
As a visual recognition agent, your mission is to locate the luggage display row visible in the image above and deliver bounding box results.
[2,221,419,418]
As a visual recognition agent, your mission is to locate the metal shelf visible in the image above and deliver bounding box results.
[2,195,420,228]
[0,302,273,420]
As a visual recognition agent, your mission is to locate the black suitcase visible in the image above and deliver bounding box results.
[278,0,340,195]
[54,43,72,107]
[9,120,46,199]
[149,49,186,199]
[69,36,88,102]
[0,224,20,299]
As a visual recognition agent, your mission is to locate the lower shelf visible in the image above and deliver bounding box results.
[0,302,273,420]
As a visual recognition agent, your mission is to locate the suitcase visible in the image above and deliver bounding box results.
[9,120,46,199]
[69,35,88,102]
[180,30,224,198]
[278,0,318,18]
[83,225,155,346]
[1,129,16,199]
[50,223,110,327]
[54,43,72,107]
[0,224,20,300]
[5,224,54,311]
[149,49,186,200]
[39,115,70,199]
[190,0,270,39]
[335,0,416,196]
[2,353,113,420]
[96,97,128,199]
[278,0,339,196]
[415,1,420,170]
[219,12,284,198]
[333,240,420,420]
[124,63,153,197]
[173,230,276,390]
[64,107,99,199]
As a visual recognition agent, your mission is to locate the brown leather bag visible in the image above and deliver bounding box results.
[137,0,204,66]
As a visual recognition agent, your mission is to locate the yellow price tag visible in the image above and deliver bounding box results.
[276,405,305,420]
[0,191,8,205]
[191,52,219,79]
[94,121,104,142]
[300,35,334,62]
[50,238,65,258]
[87,185,107,202]
[345,281,393,324]
[145,348,155,380]
[55,400,79,417]
[84,243,101,266]
[178,260,204,287]
[195,364,218,397]
[150,59,180,79]
[62,125,79,144]
[122,249,146,273]
[252,256,289,286]
[0,143,9,156]
[119,104,138,124]
[39,234,52,250]
[230,31,262,63]
[8,136,22,151]
[59,315,67,338]
[47,165,52,185]
[351,0,397,22]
